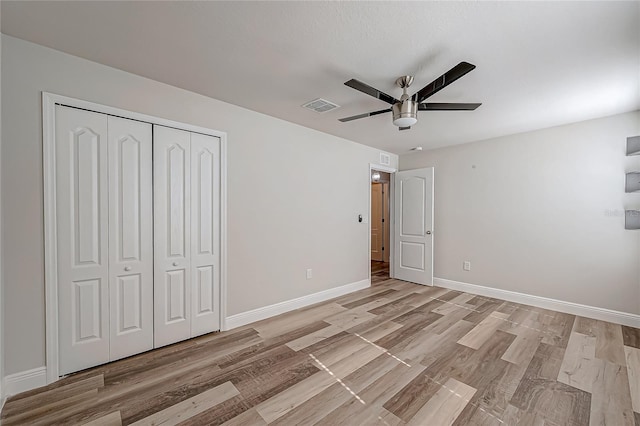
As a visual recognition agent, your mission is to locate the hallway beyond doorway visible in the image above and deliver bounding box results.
[371,260,389,285]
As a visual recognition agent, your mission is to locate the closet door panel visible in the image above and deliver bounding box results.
[56,106,110,375]
[154,125,191,347]
[108,116,153,361]
[190,133,221,336]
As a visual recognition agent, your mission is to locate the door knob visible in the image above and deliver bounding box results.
[173,262,179,267]
[124,266,132,271]
[426,231,432,235]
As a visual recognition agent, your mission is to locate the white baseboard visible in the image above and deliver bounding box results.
[434,277,640,328]
[4,367,47,398]
[225,279,370,330]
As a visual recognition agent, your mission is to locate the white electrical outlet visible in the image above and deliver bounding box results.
[306,269,313,279]
[463,261,471,271]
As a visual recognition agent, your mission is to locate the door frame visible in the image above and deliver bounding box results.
[42,92,228,384]
[368,163,397,282]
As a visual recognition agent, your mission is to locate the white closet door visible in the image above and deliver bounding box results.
[108,116,153,360]
[56,106,110,375]
[154,126,192,347]
[190,133,221,336]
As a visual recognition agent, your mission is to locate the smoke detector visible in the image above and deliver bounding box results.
[302,98,340,113]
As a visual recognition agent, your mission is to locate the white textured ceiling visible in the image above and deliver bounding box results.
[2,1,639,154]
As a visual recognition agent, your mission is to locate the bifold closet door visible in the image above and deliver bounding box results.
[154,126,192,347]
[107,116,154,361]
[57,106,153,375]
[154,126,221,347]
[190,133,221,336]
[57,106,110,375]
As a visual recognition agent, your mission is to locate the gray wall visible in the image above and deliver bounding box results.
[0,35,397,375]
[401,111,640,315]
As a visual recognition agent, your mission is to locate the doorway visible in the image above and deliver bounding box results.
[371,169,391,285]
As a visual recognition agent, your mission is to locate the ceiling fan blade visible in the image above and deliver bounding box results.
[419,103,482,111]
[414,62,477,103]
[338,108,391,122]
[344,79,399,105]
[399,126,411,131]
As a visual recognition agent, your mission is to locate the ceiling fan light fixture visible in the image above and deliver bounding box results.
[392,100,418,127]
[339,62,479,128]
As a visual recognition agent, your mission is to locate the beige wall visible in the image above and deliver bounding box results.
[0,35,397,375]
[401,111,640,315]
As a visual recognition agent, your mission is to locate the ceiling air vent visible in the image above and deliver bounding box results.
[302,98,340,113]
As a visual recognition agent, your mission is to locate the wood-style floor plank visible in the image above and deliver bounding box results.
[253,302,346,339]
[284,324,344,351]
[357,320,403,342]
[130,381,239,426]
[2,262,638,425]
[623,325,640,349]
[558,331,598,393]
[501,404,546,426]
[80,411,122,426]
[221,408,266,426]
[318,363,427,425]
[625,345,640,414]
[341,288,398,309]
[501,328,543,367]
[383,367,444,422]
[594,321,627,366]
[2,388,99,426]
[177,395,252,426]
[512,343,591,426]
[589,360,635,426]
[1,374,104,418]
[255,370,336,423]
[457,311,511,350]
[406,377,476,426]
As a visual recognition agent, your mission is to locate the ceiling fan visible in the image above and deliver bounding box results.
[339,62,481,131]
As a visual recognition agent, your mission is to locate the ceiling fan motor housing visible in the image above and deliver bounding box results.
[392,99,418,127]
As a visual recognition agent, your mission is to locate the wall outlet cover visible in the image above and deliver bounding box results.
[463,261,471,271]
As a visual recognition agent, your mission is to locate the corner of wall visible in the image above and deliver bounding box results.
[0,30,5,412]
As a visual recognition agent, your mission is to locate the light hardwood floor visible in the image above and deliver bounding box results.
[3,266,639,425]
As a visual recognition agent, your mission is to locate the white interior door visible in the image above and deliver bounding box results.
[190,133,221,336]
[108,116,153,360]
[394,168,434,285]
[56,106,110,375]
[154,126,192,347]
[371,183,383,262]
